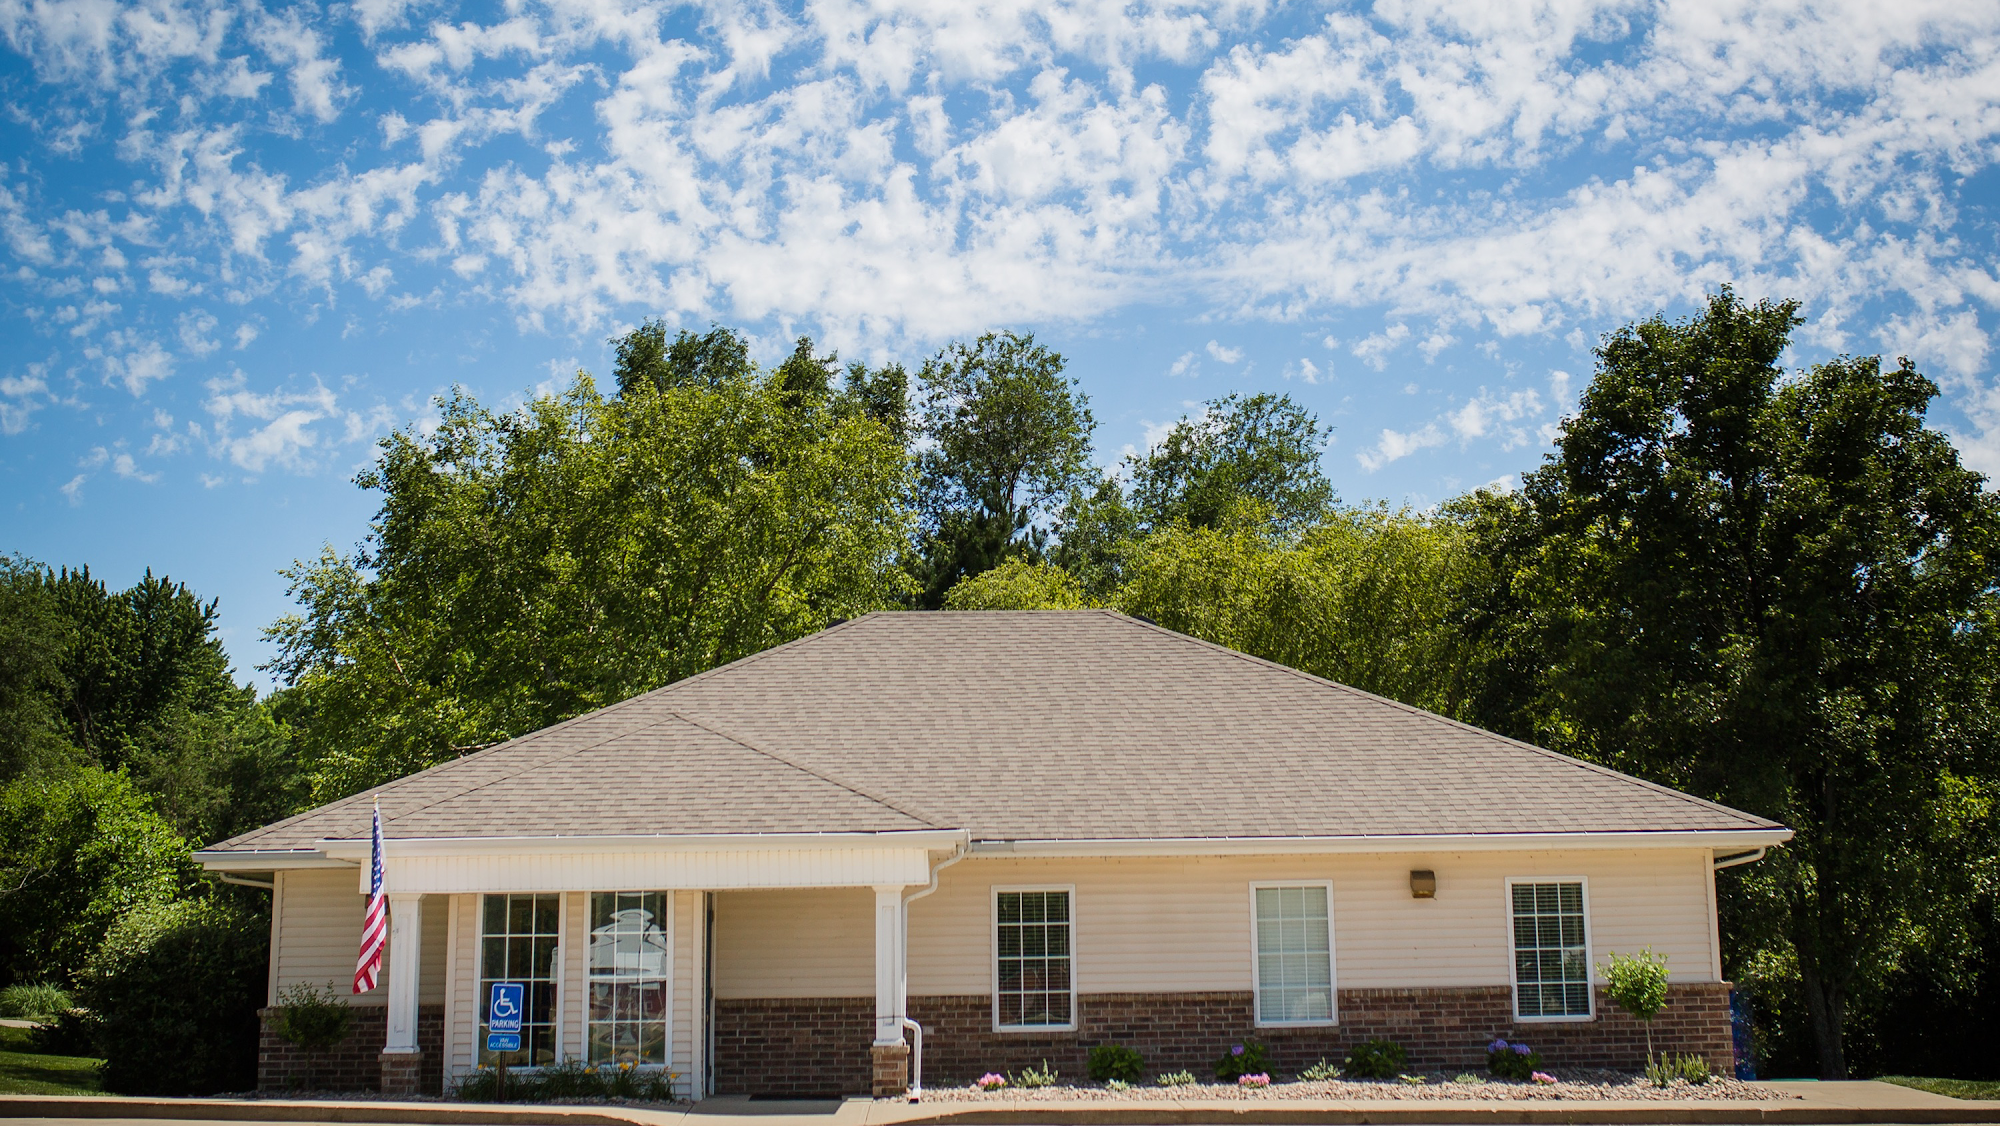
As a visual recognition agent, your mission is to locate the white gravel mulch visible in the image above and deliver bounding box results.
[917,1071,1798,1103]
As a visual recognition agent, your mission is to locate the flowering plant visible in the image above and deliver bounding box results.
[1486,1039,1543,1081]
[1214,1040,1271,1081]
[1238,1073,1271,1088]
[1531,1071,1557,1085]
[976,1073,1007,1091]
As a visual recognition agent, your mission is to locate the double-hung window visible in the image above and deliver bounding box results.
[994,889,1073,1030]
[1251,883,1335,1025]
[479,893,561,1065]
[1508,879,1592,1019]
[587,891,671,1066]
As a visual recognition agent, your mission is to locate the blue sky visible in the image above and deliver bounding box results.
[3,0,1997,688]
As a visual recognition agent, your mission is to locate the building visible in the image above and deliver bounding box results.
[196,611,1789,1098]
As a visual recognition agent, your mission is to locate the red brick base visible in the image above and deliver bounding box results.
[257,1005,445,1094]
[714,985,1733,1095]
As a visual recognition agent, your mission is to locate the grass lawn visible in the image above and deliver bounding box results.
[0,1025,104,1096]
[1879,1076,2000,1101]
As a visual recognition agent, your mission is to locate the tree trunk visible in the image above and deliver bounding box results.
[1800,966,1848,1080]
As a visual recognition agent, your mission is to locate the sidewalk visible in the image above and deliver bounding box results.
[5,1083,2000,1126]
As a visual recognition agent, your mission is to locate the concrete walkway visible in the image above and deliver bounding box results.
[5,1083,2000,1126]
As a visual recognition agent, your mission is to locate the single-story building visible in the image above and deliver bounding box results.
[197,610,1790,1099]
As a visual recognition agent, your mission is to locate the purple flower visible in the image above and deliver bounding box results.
[1512,1044,1533,1055]
[1488,1039,1509,1052]
[1232,1045,1245,1056]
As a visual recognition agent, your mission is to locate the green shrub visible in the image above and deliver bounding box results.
[1342,1038,1407,1080]
[0,983,72,1022]
[1214,1040,1270,1082]
[271,981,354,1053]
[1013,1060,1059,1088]
[1645,1053,1711,1087]
[1154,1070,1196,1087]
[1602,948,1670,1061]
[1299,1058,1342,1081]
[80,898,266,1095]
[453,1060,679,1102]
[1486,1039,1543,1080]
[1087,1044,1145,1083]
[29,1008,97,1056]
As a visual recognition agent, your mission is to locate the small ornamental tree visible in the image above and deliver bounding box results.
[1602,948,1671,1063]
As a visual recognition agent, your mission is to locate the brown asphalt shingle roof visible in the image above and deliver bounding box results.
[209,611,1780,852]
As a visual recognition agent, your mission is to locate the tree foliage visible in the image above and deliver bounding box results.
[910,332,1096,607]
[81,897,266,1094]
[1472,289,2000,1077]
[943,558,1095,611]
[1128,392,1333,535]
[0,765,192,984]
[270,361,914,799]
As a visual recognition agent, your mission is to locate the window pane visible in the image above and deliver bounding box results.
[1253,885,1334,1024]
[586,891,670,1067]
[996,890,1071,1028]
[1509,882,1589,1018]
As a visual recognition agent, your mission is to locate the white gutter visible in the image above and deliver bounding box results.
[1711,847,1770,870]
[970,828,1792,857]
[197,829,969,870]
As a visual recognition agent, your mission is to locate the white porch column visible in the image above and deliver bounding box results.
[872,885,906,1045]
[384,893,423,1053]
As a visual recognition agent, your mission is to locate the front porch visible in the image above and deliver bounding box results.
[228,830,964,1100]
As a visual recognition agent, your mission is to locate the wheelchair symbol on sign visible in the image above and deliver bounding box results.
[488,982,525,1034]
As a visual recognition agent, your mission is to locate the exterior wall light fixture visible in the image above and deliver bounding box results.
[1409,870,1437,899]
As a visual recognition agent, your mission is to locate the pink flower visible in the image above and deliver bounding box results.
[976,1073,1007,1091]
[1239,1073,1272,1088]
[1531,1071,1557,1085]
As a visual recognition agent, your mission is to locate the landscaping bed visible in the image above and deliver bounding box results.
[918,1072,1798,1103]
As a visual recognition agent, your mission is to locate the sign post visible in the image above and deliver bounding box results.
[487,981,525,1099]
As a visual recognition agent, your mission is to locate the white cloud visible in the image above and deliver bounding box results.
[200,372,388,473]
[1352,324,1412,370]
[1205,339,1242,364]
[1356,423,1446,471]
[1168,350,1198,377]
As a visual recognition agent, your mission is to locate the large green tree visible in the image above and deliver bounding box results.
[909,332,1096,607]
[1127,392,1334,535]
[1474,289,2000,1077]
[270,357,913,800]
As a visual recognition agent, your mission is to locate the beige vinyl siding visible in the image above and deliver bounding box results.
[270,869,450,1010]
[706,851,1719,1000]
[673,889,700,1096]
[271,867,381,1005]
[444,893,478,1083]
[712,888,874,998]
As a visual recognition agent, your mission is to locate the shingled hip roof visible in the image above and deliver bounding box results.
[205,611,1788,857]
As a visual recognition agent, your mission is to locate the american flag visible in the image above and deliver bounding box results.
[353,800,386,994]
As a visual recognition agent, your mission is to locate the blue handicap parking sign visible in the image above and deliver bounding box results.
[488,981,525,1034]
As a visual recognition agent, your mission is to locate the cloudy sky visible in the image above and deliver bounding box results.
[3,0,1997,683]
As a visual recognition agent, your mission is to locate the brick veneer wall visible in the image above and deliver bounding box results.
[714,985,1733,1095]
[257,1005,445,1094]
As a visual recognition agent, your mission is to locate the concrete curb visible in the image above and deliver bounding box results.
[888,1107,2000,1126]
[8,1096,2000,1126]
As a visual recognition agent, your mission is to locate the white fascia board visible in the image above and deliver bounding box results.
[970,828,1793,858]
[194,850,353,872]
[314,828,969,862]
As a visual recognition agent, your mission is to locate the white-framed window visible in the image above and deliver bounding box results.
[479,893,561,1065]
[587,891,672,1066]
[1249,882,1336,1026]
[1506,878,1594,1020]
[992,887,1075,1031]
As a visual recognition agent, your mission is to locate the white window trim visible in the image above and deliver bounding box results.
[583,890,676,1073]
[990,884,1079,1033]
[1503,875,1596,1023]
[1248,880,1339,1028]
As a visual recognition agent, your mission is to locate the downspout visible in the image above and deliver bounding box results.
[899,836,970,1102]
